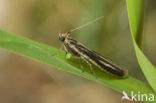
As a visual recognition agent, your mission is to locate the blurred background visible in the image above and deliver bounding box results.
[0,0,156,103]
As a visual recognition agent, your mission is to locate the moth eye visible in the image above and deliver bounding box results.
[59,36,65,42]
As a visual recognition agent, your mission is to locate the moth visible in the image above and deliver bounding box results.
[58,16,128,78]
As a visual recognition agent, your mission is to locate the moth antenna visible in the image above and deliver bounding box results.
[69,16,104,33]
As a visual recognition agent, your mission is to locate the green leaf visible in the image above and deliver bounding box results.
[127,0,156,92]
[0,30,155,100]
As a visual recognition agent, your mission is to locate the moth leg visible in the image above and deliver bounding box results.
[82,58,97,78]
[63,45,68,55]
[78,59,84,73]
[72,56,84,72]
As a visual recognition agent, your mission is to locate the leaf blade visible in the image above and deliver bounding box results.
[126,0,156,91]
[0,30,155,99]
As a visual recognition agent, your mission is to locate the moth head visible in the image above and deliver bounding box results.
[58,33,65,42]
[58,32,70,42]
